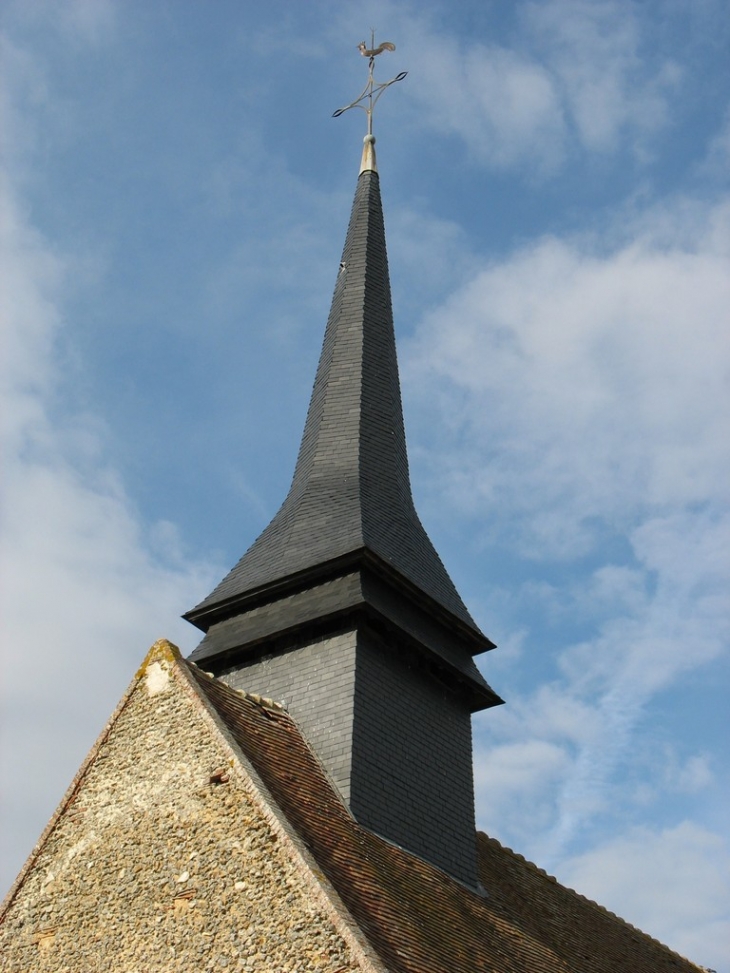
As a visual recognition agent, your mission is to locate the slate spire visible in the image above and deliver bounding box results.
[187,156,481,638]
[184,137,501,886]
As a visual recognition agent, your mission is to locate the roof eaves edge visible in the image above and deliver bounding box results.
[477,832,707,970]
[185,547,495,655]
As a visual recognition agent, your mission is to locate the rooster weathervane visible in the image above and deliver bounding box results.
[333,31,407,137]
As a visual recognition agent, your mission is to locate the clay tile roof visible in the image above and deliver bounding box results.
[189,662,702,973]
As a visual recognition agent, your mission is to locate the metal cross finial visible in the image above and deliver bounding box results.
[332,31,407,137]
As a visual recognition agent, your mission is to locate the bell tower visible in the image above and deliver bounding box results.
[185,44,502,887]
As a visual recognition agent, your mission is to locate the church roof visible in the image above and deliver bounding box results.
[185,167,488,649]
[188,656,703,973]
[2,57,706,971]
[2,641,702,972]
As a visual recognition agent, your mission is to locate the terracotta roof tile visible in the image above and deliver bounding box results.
[189,663,702,973]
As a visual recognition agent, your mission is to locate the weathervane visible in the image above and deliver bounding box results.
[333,31,407,138]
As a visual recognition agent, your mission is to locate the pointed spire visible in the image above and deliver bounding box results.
[184,107,501,888]
[187,166,488,648]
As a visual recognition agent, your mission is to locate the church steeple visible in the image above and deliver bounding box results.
[185,49,502,887]
[187,160,483,644]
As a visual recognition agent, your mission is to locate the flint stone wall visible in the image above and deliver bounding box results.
[0,647,366,973]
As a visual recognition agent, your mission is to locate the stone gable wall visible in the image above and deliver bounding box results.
[0,645,367,973]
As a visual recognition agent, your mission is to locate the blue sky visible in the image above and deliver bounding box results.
[1,1,728,968]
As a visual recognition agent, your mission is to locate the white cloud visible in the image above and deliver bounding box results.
[387,205,480,317]
[474,684,604,852]
[329,0,684,172]
[472,500,729,939]
[557,822,730,971]
[0,106,220,899]
[406,197,730,554]
[559,510,729,695]
[474,736,572,840]
[419,192,729,958]
[0,175,58,435]
[523,0,680,154]
[701,104,730,180]
[6,0,117,48]
[391,17,567,173]
[427,41,565,171]
[666,753,714,794]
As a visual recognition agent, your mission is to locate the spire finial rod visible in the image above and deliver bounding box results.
[332,32,407,147]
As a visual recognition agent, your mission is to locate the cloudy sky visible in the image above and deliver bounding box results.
[1,1,728,968]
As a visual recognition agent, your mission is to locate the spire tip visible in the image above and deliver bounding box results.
[333,33,406,171]
[360,133,377,174]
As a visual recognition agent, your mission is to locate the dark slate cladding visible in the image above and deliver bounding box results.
[349,628,480,887]
[219,630,359,806]
[217,623,481,887]
[185,161,502,885]
[187,170,479,635]
[188,564,500,708]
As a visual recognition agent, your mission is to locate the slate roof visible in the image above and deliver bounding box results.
[190,660,703,973]
[186,170,483,639]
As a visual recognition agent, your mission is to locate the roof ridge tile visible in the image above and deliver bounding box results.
[476,832,705,969]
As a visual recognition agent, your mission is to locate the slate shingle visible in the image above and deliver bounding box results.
[186,171,483,640]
